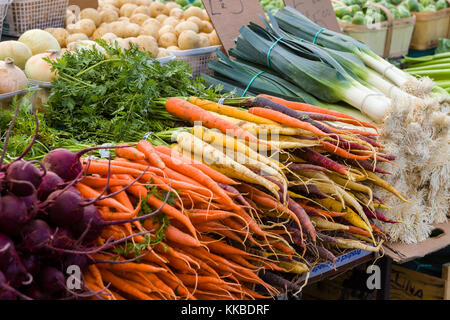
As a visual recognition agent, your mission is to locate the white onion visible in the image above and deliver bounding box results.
[25,51,62,82]
[0,58,29,94]
[18,30,61,55]
[0,41,32,70]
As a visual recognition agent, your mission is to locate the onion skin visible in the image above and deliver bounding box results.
[18,29,61,55]
[0,41,32,69]
[24,51,61,82]
[0,58,28,94]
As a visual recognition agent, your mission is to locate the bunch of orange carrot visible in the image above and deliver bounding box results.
[76,141,291,300]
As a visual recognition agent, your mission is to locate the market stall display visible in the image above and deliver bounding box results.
[0,0,449,301]
[332,0,416,57]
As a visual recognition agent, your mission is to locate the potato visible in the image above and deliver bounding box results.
[133,35,158,57]
[158,32,177,48]
[167,45,179,51]
[157,48,171,58]
[156,14,168,24]
[45,28,69,48]
[102,0,120,7]
[92,25,111,40]
[100,9,119,23]
[101,32,118,43]
[130,13,149,26]
[158,25,175,37]
[178,30,200,50]
[175,21,198,37]
[118,0,137,6]
[200,21,214,34]
[119,3,138,17]
[123,22,142,37]
[139,23,159,40]
[99,4,119,13]
[132,6,150,16]
[162,16,179,28]
[115,38,129,49]
[165,2,181,12]
[198,34,210,48]
[143,18,161,29]
[80,8,102,27]
[109,21,128,38]
[149,2,168,18]
[169,8,184,20]
[137,0,151,5]
[66,33,89,44]
[184,7,204,20]
[208,30,220,46]
[118,17,130,22]
[187,16,203,30]
[68,19,96,37]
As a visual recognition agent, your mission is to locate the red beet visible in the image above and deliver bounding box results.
[38,267,66,296]
[20,220,53,252]
[46,190,84,227]
[0,195,32,237]
[42,145,132,181]
[6,160,42,197]
[0,233,31,288]
[37,171,64,201]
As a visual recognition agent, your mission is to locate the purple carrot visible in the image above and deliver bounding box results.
[286,226,305,248]
[252,96,337,136]
[289,184,329,199]
[218,183,255,211]
[259,271,301,292]
[358,135,383,148]
[377,153,396,161]
[316,232,338,243]
[265,177,316,241]
[363,206,399,224]
[287,163,328,172]
[294,148,348,175]
[372,194,385,205]
[344,158,392,175]
[317,246,337,264]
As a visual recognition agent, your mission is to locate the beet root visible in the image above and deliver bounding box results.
[6,160,42,197]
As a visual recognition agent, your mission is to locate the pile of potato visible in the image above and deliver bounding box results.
[44,0,220,59]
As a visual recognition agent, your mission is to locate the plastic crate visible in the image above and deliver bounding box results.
[2,0,69,37]
[0,0,11,40]
[168,45,222,79]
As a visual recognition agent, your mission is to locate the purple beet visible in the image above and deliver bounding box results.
[20,219,53,252]
[0,233,31,288]
[52,229,76,250]
[38,267,66,296]
[46,190,84,227]
[19,253,41,277]
[70,205,104,244]
[42,145,132,181]
[0,195,32,237]
[37,171,64,201]
[6,160,42,197]
[24,283,51,300]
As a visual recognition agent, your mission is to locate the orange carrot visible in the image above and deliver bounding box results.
[155,146,238,185]
[319,141,372,160]
[164,225,201,247]
[137,140,166,169]
[165,97,261,144]
[114,144,145,161]
[80,176,130,189]
[259,94,379,133]
[75,183,132,213]
[248,107,328,137]
[100,269,154,300]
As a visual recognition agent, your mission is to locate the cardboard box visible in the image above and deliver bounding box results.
[69,0,98,10]
[384,219,450,264]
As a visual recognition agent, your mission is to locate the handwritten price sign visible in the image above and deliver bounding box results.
[202,0,265,52]
[283,0,340,32]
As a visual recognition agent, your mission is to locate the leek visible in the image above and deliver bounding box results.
[229,24,391,122]
[274,7,414,88]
